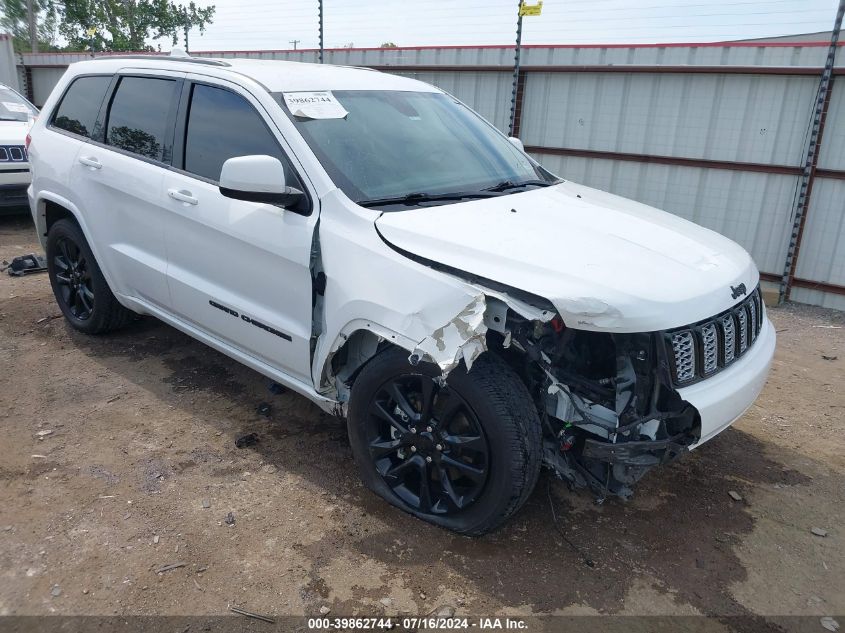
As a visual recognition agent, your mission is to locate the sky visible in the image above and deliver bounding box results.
[150,0,841,52]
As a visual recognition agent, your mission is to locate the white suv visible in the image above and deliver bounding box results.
[0,82,38,213]
[27,54,775,535]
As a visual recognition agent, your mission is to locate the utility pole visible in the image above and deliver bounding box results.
[509,1,542,137]
[318,0,324,63]
[508,2,523,137]
[779,0,844,303]
[25,0,38,53]
[289,39,300,50]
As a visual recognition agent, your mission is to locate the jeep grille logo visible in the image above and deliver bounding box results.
[731,283,747,300]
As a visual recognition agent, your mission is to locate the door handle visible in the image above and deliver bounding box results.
[78,156,102,169]
[168,188,199,205]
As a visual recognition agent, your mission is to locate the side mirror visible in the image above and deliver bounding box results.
[508,136,525,152]
[219,155,304,207]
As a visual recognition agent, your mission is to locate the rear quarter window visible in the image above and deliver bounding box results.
[50,75,112,139]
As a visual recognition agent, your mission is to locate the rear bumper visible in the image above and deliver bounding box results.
[679,315,776,448]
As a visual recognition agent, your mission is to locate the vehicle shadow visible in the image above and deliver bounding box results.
[50,313,815,624]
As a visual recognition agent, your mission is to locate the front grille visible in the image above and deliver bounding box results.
[0,145,27,162]
[671,331,696,382]
[666,285,764,386]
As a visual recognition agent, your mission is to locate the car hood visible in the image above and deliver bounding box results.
[0,119,33,145]
[374,181,759,332]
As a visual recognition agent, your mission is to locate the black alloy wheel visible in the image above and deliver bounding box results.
[52,236,95,320]
[365,374,490,514]
[348,348,542,536]
[46,218,135,334]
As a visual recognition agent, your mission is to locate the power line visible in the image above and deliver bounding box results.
[163,0,835,51]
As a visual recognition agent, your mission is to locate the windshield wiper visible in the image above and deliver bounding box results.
[357,190,504,208]
[484,179,556,193]
[0,117,24,121]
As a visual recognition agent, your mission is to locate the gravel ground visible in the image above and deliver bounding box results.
[0,214,843,628]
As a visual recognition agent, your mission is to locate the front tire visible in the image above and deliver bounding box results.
[348,348,542,536]
[46,218,134,334]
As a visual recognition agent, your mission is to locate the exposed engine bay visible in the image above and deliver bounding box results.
[484,300,701,500]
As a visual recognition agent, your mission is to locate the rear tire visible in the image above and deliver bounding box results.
[348,348,542,536]
[46,218,134,334]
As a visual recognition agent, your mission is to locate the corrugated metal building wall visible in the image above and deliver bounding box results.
[9,43,845,310]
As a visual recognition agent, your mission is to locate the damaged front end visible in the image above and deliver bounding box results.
[499,312,701,499]
[395,288,702,501]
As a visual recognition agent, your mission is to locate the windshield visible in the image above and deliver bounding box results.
[277,90,557,207]
[0,86,38,122]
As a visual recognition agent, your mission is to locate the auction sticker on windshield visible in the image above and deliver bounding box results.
[283,91,348,119]
[2,102,30,114]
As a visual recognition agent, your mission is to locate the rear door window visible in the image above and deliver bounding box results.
[50,76,111,139]
[183,83,297,184]
[105,76,178,162]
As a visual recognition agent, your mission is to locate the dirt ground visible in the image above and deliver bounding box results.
[0,213,843,628]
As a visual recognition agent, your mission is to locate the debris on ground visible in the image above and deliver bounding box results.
[261,464,277,474]
[235,433,259,448]
[256,402,272,417]
[155,562,186,574]
[268,382,286,395]
[230,606,275,624]
[50,585,61,597]
[201,499,211,509]
[822,355,838,361]
[224,512,235,526]
[319,606,331,615]
[379,597,392,607]
[811,527,829,537]
[2,253,47,277]
[728,490,743,502]
[821,616,840,632]
[436,606,456,617]
[35,429,53,438]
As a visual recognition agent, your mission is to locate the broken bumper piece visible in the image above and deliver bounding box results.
[581,435,690,468]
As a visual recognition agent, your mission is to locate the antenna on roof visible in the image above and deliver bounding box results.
[170,47,189,58]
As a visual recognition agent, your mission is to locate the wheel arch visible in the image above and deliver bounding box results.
[33,192,85,244]
[36,192,127,311]
[315,320,420,403]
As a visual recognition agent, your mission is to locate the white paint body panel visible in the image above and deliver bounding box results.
[0,119,33,146]
[162,73,318,384]
[27,57,775,454]
[71,140,173,309]
[376,180,759,333]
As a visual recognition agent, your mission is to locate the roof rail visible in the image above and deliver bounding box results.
[88,54,231,67]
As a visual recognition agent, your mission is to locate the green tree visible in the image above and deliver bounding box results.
[57,0,215,52]
[0,0,61,52]
[379,42,397,48]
